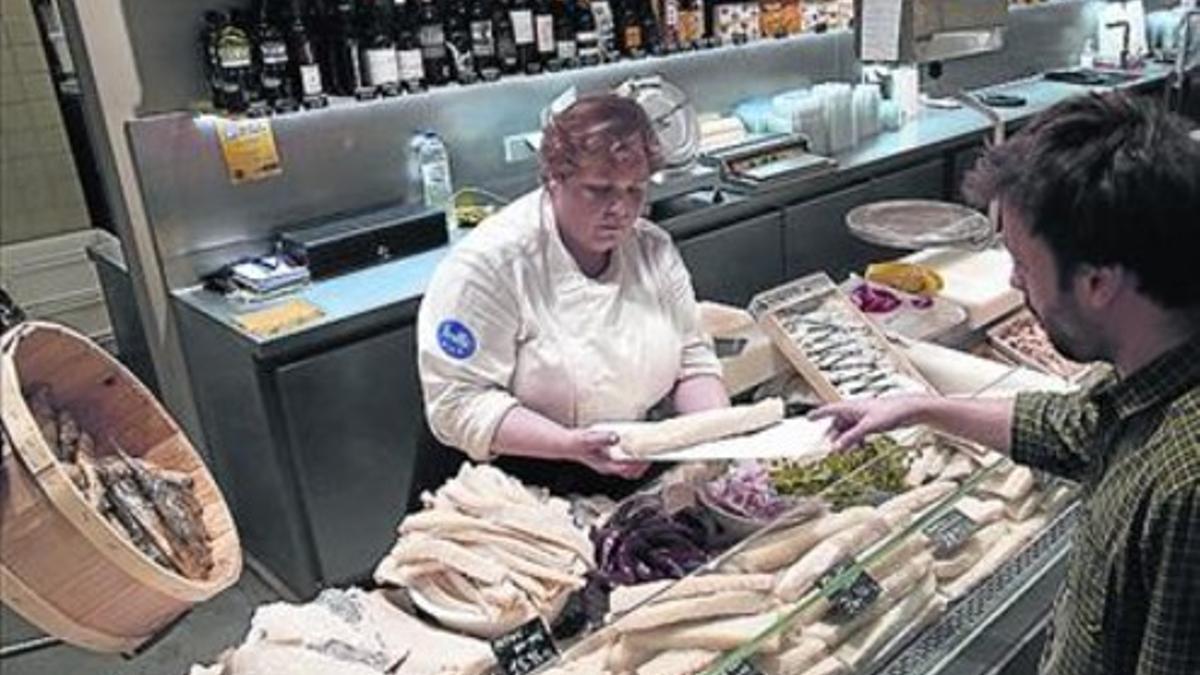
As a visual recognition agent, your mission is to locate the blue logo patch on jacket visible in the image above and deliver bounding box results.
[437,319,476,359]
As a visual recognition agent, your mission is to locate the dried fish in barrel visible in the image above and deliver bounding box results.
[56,409,81,462]
[120,451,214,579]
[25,384,60,457]
[97,461,174,569]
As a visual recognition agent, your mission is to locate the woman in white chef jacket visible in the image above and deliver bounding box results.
[417,94,729,494]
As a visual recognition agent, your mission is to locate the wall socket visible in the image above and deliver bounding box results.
[503,132,541,164]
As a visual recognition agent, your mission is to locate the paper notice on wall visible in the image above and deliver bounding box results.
[215,117,282,184]
[860,0,903,62]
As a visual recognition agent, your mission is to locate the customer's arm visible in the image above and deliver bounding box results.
[812,389,1098,480]
[810,395,1014,452]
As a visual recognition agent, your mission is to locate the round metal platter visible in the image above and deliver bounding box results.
[846,199,995,250]
[618,77,700,171]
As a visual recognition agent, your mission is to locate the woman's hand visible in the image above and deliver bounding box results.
[565,429,651,479]
[809,395,933,452]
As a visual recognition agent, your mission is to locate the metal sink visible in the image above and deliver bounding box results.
[1042,68,1142,87]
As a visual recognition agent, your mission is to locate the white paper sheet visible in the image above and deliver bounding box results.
[620,416,836,463]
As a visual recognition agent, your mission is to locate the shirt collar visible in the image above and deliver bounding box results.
[1091,331,1200,420]
[540,189,622,290]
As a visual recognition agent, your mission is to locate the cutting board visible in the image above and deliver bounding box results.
[902,247,1023,329]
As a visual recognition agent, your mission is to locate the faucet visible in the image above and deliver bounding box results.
[1107,20,1132,70]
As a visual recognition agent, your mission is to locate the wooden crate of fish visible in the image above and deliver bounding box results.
[0,321,241,652]
[750,272,935,402]
[986,308,1095,381]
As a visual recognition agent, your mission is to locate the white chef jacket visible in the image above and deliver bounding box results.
[417,188,722,462]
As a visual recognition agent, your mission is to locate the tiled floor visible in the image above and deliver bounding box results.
[0,571,280,674]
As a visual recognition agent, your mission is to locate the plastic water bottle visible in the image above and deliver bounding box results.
[1079,39,1097,69]
[411,131,454,221]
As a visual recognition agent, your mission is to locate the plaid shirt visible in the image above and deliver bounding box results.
[1012,334,1200,675]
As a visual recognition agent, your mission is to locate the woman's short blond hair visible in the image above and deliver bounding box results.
[539,94,664,184]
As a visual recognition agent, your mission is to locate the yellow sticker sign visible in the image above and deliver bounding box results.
[215,117,282,184]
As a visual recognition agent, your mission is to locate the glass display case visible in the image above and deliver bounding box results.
[543,416,1077,675]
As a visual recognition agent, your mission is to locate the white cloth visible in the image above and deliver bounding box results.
[417,189,721,461]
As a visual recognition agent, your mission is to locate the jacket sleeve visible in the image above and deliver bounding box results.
[417,253,521,462]
[657,236,722,382]
[1009,389,1101,481]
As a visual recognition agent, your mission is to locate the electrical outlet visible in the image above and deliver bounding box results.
[503,132,541,164]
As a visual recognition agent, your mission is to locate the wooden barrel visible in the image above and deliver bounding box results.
[0,321,241,652]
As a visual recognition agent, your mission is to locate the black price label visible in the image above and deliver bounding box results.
[714,337,749,358]
[715,658,765,675]
[490,618,559,675]
[923,508,978,558]
[819,560,881,622]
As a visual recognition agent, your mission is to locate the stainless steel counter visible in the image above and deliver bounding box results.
[169,64,1171,359]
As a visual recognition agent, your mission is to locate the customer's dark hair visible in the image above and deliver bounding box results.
[963,91,1200,308]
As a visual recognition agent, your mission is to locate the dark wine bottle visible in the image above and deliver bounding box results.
[533,0,557,68]
[286,0,328,107]
[552,0,577,67]
[492,0,521,74]
[392,0,426,92]
[214,10,258,113]
[638,0,660,54]
[444,0,478,83]
[358,0,401,96]
[468,0,499,79]
[509,0,540,73]
[614,0,643,58]
[573,0,601,65]
[324,0,371,98]
[253,0,296,112]
[415,0,450,85]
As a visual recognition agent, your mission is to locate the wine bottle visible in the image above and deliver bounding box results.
[415,0,450,85]
[253,0,296,112]
[468,0,499,79]
[215,10,258,113]
[324,0,370,98]
[553,0,577,67]
[286,0,328,107]
[509,0,540,73]
[573,0,601,65]
[493,0,521,74]
[615,0,643,57]
[359,0,401,96]
[444,0,478,83]
[676,0,705,48]
[638,0,660,54]
[590,0,616,61]
[392,0,426,92]
[533,0,557,68]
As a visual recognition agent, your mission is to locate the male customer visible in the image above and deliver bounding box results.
[814,91,1200,674]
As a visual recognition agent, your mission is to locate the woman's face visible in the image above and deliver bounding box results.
[548,154,651,269]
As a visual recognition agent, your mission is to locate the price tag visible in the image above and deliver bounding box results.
[714,658,765,675]
[215,117,282,184]
[923,508,978,558]
[819,561,881,622]
[490,618,559,675]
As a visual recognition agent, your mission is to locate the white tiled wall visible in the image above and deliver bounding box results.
[1,0,90,245]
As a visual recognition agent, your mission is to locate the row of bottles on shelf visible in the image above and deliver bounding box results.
[201,0,853,115]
